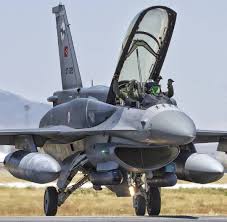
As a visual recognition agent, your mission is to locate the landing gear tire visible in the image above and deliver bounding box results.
[134,195,146,216]
[147,187,161,216]
[44,186,58,216]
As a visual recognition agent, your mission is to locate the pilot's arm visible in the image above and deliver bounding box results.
[165,79,174,98]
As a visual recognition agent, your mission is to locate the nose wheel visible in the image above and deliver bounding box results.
[44,186,58,216]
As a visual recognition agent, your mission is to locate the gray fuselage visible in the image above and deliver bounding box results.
[40,87,196,173]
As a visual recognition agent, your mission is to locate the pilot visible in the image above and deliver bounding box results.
[119,80,142,107]
[145,76,162,96]
[123,80,140,107]
[164,78,175,98]
[112,75,140,107]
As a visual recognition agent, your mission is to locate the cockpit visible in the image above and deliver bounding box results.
[106,6,177,109]
[114,78,176,109]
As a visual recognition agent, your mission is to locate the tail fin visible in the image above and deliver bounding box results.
[52,4,82,89]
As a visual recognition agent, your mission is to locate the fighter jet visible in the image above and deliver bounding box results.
[1,4,226,216]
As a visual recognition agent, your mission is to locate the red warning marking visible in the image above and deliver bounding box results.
[64,46,69,57]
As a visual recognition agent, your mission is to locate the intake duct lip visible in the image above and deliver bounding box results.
[114,146,179,172]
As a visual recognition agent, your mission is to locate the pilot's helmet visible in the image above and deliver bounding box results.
[151,85,161,96]
[145,79,154,92]
[128,79,138,90]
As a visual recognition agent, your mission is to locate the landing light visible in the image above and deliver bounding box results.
[129,186,135,197]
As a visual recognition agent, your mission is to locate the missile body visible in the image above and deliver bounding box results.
[175,152,224,184]
[4,150,61,184]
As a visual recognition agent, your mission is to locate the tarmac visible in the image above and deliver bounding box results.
[0,217,226,222]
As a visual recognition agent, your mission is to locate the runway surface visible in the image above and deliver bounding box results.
[0,217,226,222]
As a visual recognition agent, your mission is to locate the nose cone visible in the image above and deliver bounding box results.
[150,110,196,145]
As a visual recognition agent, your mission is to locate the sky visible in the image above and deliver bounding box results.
[0,0,227,130]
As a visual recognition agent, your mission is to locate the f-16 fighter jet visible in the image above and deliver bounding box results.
[1,4,226,216]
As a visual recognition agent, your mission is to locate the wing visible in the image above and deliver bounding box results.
[0,126,136,147]
[195,130,227,143]
[0,127,62,146]
[5,127,226,147]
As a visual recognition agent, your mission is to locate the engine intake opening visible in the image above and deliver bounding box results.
[115,146,179,171]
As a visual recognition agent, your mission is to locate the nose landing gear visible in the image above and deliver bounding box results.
[133,186,161,216]
[131,173,162,216]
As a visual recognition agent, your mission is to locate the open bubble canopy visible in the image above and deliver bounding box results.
[107,6,176,104]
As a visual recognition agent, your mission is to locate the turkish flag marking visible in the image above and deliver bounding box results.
[64,46,69,57]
